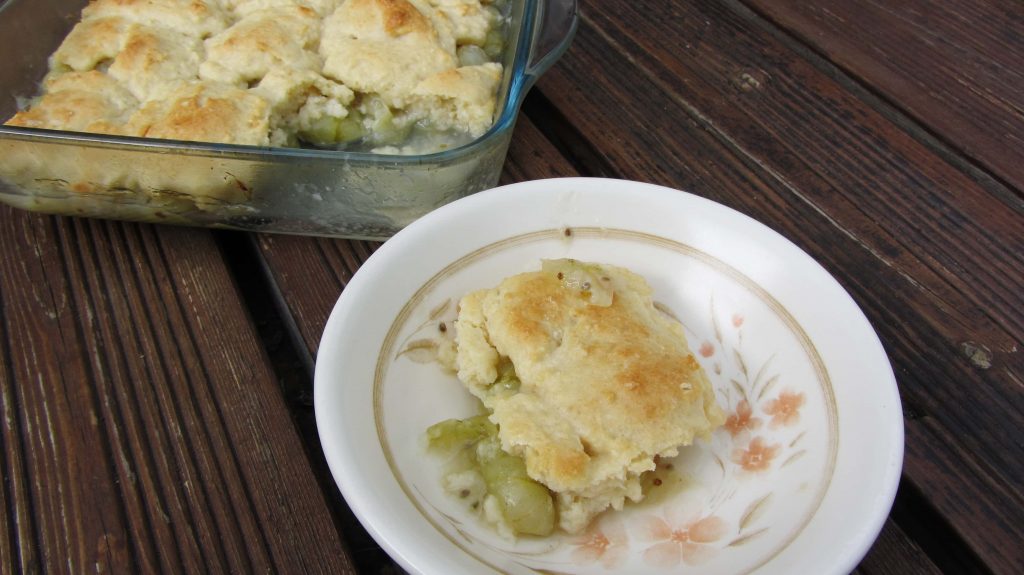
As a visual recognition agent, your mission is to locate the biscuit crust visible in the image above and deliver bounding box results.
[7,0,503,148]
[455,260,725,533]
[6,71,137,134]
[129,81,271,145]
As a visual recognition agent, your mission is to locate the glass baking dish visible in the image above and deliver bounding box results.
[0,0,577,239]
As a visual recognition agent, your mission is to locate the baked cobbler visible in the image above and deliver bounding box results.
[428,260,725,536]
[5,0,505,154]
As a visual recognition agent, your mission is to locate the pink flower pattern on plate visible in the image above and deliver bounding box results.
[699,341,715,357]
[764,390,806,428]
[732,436,782,473]
[637,509,728,568]
[724,399,762,439]
[568,519,629,569]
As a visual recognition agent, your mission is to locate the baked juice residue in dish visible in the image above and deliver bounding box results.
[427,259,725,536]
[5,0,506,154]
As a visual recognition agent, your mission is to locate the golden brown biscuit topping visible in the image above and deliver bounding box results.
[449,260,725,534]
[7,0,505,151]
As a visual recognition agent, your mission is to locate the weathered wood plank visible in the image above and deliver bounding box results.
[500,110,582,185]
[743,0,1024,193]
[0,207,356,574]
[856,519,943,575]
[253,235,378,363]
[528,2,1022,570]
[578,0,1023,333]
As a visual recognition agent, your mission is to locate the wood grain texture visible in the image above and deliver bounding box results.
[742,0,1024,193]
[856,520,942,575]
[254,234,379,362]
[528,1,1022,570]
[501,108,582,184]
[0,207,356,574]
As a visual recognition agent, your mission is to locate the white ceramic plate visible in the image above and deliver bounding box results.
[314,178,903,575]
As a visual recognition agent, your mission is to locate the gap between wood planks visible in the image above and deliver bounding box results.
[518,36,991,575]
[729,0,1024,209]
[212,230,399,575]
[889,478,993,575]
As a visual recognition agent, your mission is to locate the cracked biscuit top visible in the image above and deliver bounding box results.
[454,259,725,533]
[7,0,504,151]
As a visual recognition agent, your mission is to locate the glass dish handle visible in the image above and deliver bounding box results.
[525,0,579,82]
